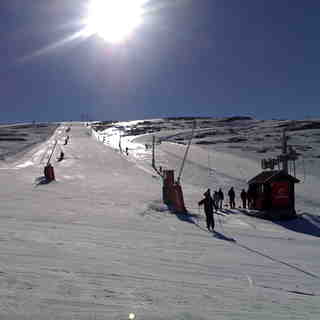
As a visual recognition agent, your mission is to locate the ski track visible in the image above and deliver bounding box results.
[0,123,319,319]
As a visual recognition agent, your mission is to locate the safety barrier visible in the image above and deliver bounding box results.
[162,170,186,213]
[44,164,55,182]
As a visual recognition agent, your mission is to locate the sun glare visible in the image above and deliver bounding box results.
[85,0,147,43]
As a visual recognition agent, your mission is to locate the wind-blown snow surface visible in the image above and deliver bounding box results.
[0,123,58,162]
[0,121,319,319]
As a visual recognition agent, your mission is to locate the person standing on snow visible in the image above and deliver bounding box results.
[247,188,252,209]
[228,187,236,209]
[247,185,257,209]
[198,189,215,231]
[240,189,247,209]
[218,188,224,209]
[213,191,219,211]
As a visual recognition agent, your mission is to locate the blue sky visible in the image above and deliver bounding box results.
[1,0,320,122]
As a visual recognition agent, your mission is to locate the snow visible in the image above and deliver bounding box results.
[0,120,319,319]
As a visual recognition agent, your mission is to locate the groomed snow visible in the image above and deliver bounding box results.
[0,122,319,319]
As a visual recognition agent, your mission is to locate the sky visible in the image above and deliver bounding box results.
[1,0,320,122]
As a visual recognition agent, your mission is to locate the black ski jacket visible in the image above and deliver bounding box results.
[198,196,214,215]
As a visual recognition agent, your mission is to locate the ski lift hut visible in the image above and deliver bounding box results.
[247,170,300,219]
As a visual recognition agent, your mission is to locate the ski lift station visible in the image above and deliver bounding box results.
[247,130,300,219]
[248,170,300,219]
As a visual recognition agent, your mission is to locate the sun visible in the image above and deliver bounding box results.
[85,0,147,43]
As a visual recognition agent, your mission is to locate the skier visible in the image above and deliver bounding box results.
[228,187,236,209]
[198,189,215,231]
[247,188,252,209]
[218,188,224,209]
[57,151,64,162]
[64,135,69,145]
[240,189,247,209]
[247,185,257,209]
[213,191,219,211]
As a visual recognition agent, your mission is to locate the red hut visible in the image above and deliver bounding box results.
[247,170,299,219]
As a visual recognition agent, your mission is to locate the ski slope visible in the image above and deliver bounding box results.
[0,122,319,320]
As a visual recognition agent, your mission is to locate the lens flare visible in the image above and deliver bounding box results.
[84,0,147,43]
[128,312,136,320]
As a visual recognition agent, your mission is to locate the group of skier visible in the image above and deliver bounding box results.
[198,186,255,231]
[240,188,257,209]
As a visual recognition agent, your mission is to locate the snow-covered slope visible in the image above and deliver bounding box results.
[0,123,58,162]
[93,117,320,216]
[0,121,319,319]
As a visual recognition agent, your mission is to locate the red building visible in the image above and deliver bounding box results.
[248,170,300,219]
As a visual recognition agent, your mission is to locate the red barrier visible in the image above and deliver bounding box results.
[162,170,174,205]
[171,184,186,213]
[163,170,174,187]
[162,186,171,205]
[162,170,186,213]
[163,184,186,212]
[44,164,55,182]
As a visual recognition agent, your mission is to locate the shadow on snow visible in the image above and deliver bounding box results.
[275,213,320,238]
[34,176,53,186]
[162,204,319,279]
[238,208,320,238]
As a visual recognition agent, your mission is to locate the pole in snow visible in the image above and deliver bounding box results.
[152,135,155,169]
[176,120,196,185]
[282,130,289,174]
[47,140,58,166]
